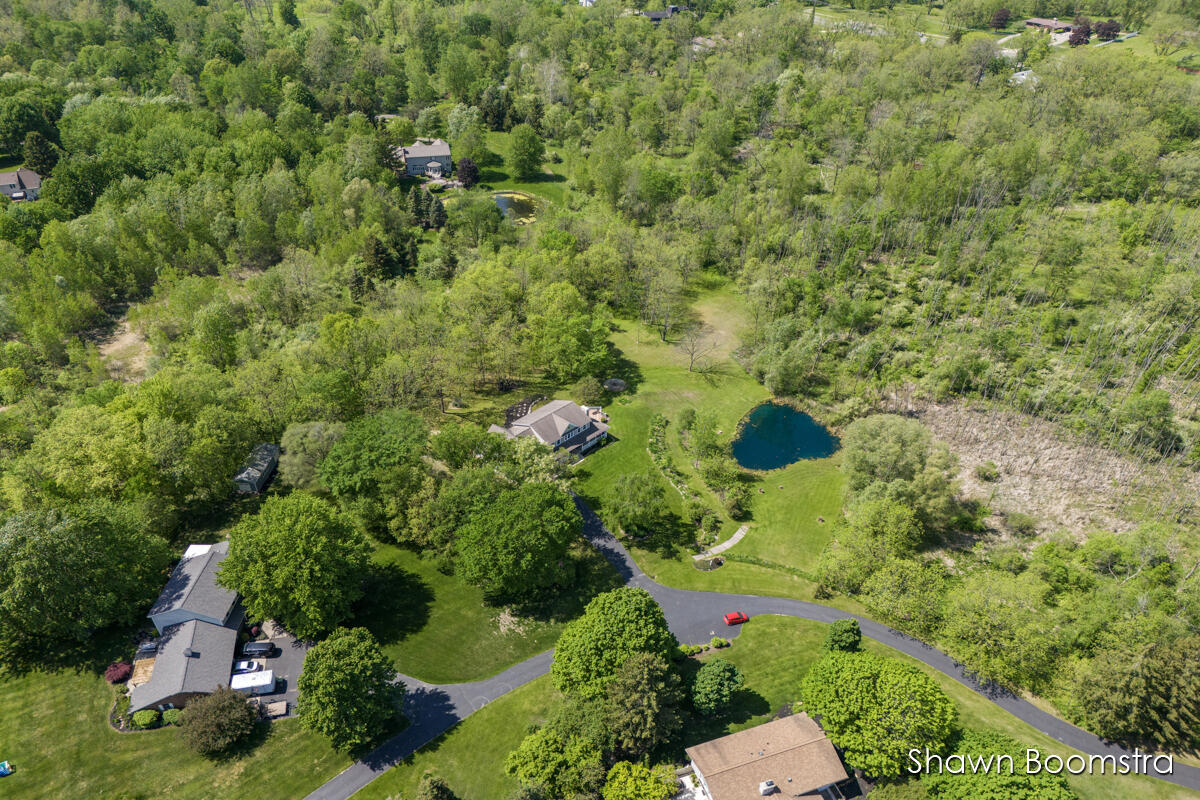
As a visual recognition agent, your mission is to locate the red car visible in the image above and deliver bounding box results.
[723,611,749,626]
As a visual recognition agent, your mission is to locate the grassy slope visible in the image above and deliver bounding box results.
[359,543,619,684]
[351,676,558,800]
[0,670,349,800]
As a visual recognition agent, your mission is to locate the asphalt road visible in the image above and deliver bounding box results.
[303,497,1200,800]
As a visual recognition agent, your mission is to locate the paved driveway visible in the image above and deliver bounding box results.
[254,622,309,715]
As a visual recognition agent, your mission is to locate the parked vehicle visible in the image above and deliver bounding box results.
[723,611,749,625]
[230,670,276,696]
[232,660,260,674]
[242,641,275,657]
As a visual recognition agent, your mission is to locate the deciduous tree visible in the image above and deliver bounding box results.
[298,627,401,751]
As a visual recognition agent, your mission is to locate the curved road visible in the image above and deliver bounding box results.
[306,498,1200,800]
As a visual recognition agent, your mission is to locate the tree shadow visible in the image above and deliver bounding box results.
[598,340,645,396]
[351,562,434,647]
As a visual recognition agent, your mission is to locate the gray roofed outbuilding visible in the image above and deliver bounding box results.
[148,541,238,633]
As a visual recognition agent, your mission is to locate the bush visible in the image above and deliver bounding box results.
[974,461,1000,482]
[105,662,132,684]
[570,375,606,407]
[179,686,259,756]
[678,643,705,657]
[131,709,161,729]
[709,636,730,649]
[1006,512,1038,536]
[692,658,744,716]
[162,708,184,726]
[824,619,862,653]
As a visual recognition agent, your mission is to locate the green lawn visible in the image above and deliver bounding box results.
[575,280,858,611]
[713,616,1200,800]
[351,676,559,800]
[0,669,348,800]
[476,131,570,205]
[356,543,620,684]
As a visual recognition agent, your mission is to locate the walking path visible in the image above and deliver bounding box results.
[305,497,1200,800]
[692,524,749,560]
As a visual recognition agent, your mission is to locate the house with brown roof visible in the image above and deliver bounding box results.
[683,714,849,799]
[488,399,609,455]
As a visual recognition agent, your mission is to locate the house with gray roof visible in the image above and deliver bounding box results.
[129,619,240,712]
[148,542,238,633]
[398,138,453,178]
[131,542,244,712]
[0,169,41,202]
[488,399,609,455]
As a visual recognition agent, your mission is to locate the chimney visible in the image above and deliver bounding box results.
[759,780,777,796]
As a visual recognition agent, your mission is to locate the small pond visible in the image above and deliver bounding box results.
[493,191,537,223]
[731,402,839,470]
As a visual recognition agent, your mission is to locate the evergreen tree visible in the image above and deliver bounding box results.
[22,131,58,175]
[429,196,447,229]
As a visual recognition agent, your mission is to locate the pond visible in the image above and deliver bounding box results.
[731,402,839,470]
[493,191,537,223]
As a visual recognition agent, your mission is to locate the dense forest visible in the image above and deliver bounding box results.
[2,0,1200,793]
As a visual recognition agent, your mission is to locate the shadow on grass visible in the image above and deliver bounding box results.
[352,562,435,647]
[599,339,646,396]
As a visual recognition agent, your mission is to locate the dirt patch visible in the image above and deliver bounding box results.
[496,608,527,635]
[912,402,1200,539]
[97,317,150,383]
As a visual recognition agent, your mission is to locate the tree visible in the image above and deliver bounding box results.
[318,409,429,538]
[507,123,544,180]
[824,619,862,653]
[22,131,58,176]
[218,492,370,639]
[816,499,925,596]
[990,8,1011,28]
[925,731,1078,799]
[602,762,677,800]
[692,657,745,717]
[552,588,678,696]
[429,196,447,229]
[178,687,259,757]
[1095,19,1121,39]
[455,482,581,601]
[278,0,300,27]
[279,421,346,491]
[1070,633,1200,751]
[0,503,170,667]
[298,627,401,751]
[608,474,669,537]
[604,653,683,760]
[800,651,956,778]
[861,558,947,636]
[941,570,1062,691]
[1068,26,1091,45]
[457,156,479,188]
[417,774,459,800]
[677,324,716,372]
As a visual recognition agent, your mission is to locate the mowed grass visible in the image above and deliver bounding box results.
[711,616,1200,800]
[477,131,570,206]
[358,543,620,684]
[351,676,559,800]
[576,280,852,606]
[0,669,348,800]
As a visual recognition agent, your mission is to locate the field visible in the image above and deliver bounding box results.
[358,543,619,683]
[0,670,348,800]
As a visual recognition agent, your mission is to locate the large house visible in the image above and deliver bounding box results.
[489,399,609,456]
[0,169,41,202]
[130,543,243,712]
[399,138,453,178]
[683,714,850,799]
[1024,17,1072,32]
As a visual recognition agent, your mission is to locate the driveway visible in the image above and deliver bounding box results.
[254,621,309,716]
[303,496,1200,800]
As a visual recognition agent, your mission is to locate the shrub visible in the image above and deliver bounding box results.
[824,619,862,653]
[105,661,132,684]
[179,686,259,756]
[678,643,705,657]
[692,658,744,716]
[709,636,730,649]
[974,461,1000,482]
[570,375,606,407]
[162,708,184,725]
[1006,512,1038,536]
[131,709,161,729]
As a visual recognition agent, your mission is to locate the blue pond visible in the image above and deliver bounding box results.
[731,403,839,470]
